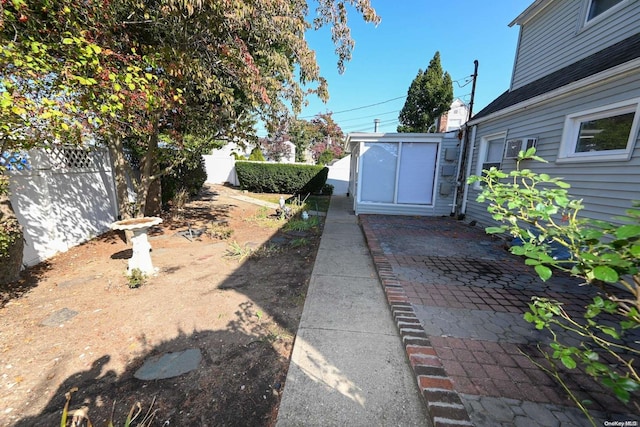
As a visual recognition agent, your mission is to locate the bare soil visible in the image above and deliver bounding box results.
[0,184,323,426]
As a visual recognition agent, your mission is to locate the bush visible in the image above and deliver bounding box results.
[468,147,640,420]
[321,184,334,195]
[160,150,207,206]
[235,162,328,194]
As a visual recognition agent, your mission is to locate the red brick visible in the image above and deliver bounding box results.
[406,345,437,357]
[418,375,454,391]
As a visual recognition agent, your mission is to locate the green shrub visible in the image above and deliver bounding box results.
[321,184,334,195]
[248,147,265,161]
[469,147,640,421]
[235,162,328,194]
[160,150,207,206]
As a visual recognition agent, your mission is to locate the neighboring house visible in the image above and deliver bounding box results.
[461,0,640,226]
[437,98,470,132]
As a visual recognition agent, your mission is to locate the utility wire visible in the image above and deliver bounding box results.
[298,95,406,118]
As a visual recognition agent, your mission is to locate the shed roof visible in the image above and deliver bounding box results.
[471,32,640,124]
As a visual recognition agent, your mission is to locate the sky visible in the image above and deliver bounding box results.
[257,0,532,136]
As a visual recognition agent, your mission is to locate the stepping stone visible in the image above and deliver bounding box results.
[41,308,78,326]
[134,348,202,380]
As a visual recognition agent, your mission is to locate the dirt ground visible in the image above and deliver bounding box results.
[0,184,324,426]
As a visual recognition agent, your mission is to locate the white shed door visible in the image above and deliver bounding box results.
[396,142,437,205]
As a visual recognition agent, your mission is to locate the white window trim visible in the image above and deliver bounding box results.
[557,98,640,164]
[580,0,630,29]
[473,131,506,190]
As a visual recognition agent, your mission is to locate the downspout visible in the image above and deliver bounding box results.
[461,125,477,215]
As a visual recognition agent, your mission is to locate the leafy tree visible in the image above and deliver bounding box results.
[469,148,639,422]
[288,118,318,162]
[0,0,379,282]
[262,138,293,162]
[397,51,453,133]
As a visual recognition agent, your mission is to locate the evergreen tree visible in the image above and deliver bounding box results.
[397,52,454,133]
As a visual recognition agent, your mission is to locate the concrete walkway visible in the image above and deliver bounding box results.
[276,196,429,426]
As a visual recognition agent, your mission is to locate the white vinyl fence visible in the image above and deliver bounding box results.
[9,146,118,267]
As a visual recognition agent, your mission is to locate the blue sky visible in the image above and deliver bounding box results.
[258,0,531,136]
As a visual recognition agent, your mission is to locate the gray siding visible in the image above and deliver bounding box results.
[466,70,640,228]
[512,0,640,89]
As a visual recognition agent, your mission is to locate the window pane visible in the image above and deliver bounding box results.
[588,0,623,20]
[575,112,634,152]
[360,142,398,203]
[397,143,437,205]
[486,139,504,162]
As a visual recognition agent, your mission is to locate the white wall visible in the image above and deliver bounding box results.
[326,155,350,195]
[203,143,248,185]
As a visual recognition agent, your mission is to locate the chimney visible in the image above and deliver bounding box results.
[374,119,380,132]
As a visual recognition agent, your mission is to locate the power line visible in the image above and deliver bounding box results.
[298,95,406,118]
[337,110,398,123]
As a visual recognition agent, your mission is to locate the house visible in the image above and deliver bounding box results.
[461,0,640,226]
[437,98,470,132]
[347,132,461,216]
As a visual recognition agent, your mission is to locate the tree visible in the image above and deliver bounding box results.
[261,137,292,162]
[397,51,453,133]
[0,0,379,282]
[469,148,639,422]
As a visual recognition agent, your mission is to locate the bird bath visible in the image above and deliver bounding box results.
[110,217,163,275]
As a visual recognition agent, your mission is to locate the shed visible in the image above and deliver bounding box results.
[347,132,461,216]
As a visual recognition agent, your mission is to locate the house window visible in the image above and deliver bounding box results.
[586,0,625,22]
[474,132,506,189]
[558,99,640,163]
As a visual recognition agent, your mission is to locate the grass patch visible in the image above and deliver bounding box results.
[284,216,320,232]
[224,241,253,261]
[248,193,330,213]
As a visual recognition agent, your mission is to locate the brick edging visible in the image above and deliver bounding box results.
[359,215,473,427]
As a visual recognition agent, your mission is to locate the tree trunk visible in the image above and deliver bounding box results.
[137,117,159,217]
[108,135,134,243]
[108,134,133,220]
[0,176,24,285]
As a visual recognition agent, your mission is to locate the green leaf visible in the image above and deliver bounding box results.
[62,37,74,45]
[615,225,640,239]
[534,264,552,281]
[485,227,505,234]
[560,355,577,369]
[592,265,619,283]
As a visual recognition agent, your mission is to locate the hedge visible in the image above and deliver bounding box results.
[235,161,328,194]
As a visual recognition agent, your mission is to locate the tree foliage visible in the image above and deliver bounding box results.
[469,148,639,421]
[0,0,379,279]
[397,51,453,133]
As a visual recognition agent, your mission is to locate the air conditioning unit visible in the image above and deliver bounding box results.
[504,138,538,159]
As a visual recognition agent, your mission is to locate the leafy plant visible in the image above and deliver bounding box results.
[224,241,253,261]
[468,147,639,419]
[127,269,147,289]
